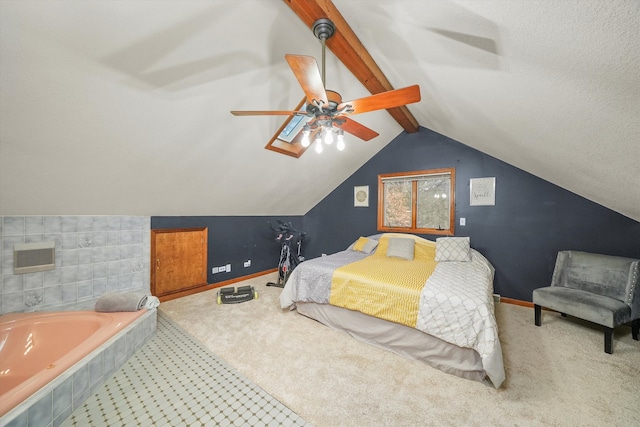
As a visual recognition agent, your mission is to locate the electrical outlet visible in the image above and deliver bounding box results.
[212,267,219,274]
[460,217,466,226]
[243,260,251,268]
[225,264,231,272]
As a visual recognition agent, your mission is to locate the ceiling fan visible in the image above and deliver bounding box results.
[230,18,421,152]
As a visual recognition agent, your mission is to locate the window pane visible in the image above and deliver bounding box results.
[416,176,450,230]
[378,168,455,235]
[383,180,412,228]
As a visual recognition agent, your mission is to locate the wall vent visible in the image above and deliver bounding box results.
[14,242,56,274]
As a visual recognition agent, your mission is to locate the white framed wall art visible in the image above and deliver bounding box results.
[470,177,496,206]
[354,185,369,207]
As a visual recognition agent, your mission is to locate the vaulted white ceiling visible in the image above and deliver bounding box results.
[1,1,638,221]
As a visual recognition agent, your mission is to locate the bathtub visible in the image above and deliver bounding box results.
[0,309,148,418]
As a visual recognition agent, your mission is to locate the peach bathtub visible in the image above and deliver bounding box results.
[0,309,146,417]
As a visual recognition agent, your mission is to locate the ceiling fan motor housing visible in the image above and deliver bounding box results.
[325,90,342,108]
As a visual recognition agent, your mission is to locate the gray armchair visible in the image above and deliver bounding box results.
[533,250,640,354]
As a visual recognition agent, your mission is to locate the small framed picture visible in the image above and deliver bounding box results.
[470,177,496,206]
[354,185,369,207]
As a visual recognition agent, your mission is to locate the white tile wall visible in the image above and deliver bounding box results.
[0,216,151,315]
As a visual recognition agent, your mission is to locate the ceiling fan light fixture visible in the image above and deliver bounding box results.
[301,125,311,147]
[324,128,334,145]
[337,130,345,151]
[301,133,310,148]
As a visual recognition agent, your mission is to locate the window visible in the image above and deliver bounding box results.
[265,97,313,158]
[377,168,455,235]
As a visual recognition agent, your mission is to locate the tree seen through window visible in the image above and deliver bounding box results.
[378,168,455,235]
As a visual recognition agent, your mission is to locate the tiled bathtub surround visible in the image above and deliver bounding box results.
[0,216,151,315]
[1,309,157,427]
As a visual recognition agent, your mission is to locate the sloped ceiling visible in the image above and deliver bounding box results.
[1,1,638,221]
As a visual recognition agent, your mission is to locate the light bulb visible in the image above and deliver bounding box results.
[301,131,310,148]
[315,141,324,153]
[337,134,345,151]
[324,129,334,144]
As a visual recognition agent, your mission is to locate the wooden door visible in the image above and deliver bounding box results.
[151,228,208,297]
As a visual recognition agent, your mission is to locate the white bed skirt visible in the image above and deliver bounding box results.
[295,302,488,384]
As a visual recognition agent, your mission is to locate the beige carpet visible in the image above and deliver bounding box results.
[160,273,640,426]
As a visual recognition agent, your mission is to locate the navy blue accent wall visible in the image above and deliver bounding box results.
[303,127,640,302]
[151,216,302,284]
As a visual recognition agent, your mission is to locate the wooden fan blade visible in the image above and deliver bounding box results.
[338,85,421,115]
[285,54,328,107]
[230,110,302,116]
[340,117,379,141]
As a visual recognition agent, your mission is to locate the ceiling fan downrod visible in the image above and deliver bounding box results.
[308,18,345,152]
[312,18,335,87]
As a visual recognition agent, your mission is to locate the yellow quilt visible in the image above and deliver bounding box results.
[329,234,438,328]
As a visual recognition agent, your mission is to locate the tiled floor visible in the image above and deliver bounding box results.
[62,311,308,427]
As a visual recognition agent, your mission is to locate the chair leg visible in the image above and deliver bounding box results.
[632,319,639,341]
[604,327,613,354]
[534,304,541,326]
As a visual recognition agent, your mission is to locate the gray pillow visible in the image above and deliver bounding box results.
[386,238,415,260]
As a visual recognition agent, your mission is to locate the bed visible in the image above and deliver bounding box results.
[279,233,506,388]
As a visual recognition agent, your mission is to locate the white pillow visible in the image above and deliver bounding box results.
[386,238,415,260]
[435,237,471,262]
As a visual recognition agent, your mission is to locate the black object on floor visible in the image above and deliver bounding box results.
[217,286,258,304]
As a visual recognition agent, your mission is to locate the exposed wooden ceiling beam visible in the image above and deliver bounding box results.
[283,0,420,133]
